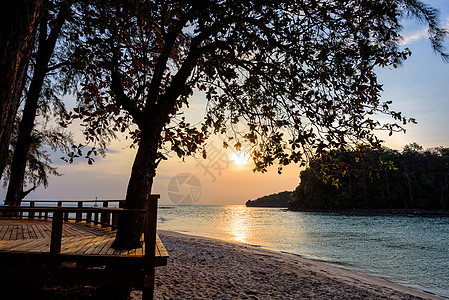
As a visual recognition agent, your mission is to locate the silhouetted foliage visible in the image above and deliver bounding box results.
[290,144,449,211]
[57,0,447,248]
[2,120,73,202]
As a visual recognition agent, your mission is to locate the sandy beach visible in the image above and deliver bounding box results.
[131,230,443,300]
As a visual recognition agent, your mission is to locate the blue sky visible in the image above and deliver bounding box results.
[376,0,449,149]
[2,1,449,205]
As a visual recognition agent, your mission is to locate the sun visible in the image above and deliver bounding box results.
[231,151,249,166]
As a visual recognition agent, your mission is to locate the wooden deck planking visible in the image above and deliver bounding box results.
[10,238,49,252]
[0,225,10,240]
[31,224,46,239]
[0,219,164,259]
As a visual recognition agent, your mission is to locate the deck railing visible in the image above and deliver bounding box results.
[0,196,159,255]
[18,199,125,228]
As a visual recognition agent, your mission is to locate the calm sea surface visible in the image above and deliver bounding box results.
[157,205,449,298]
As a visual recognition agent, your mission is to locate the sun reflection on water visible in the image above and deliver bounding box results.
[223,205,253,243]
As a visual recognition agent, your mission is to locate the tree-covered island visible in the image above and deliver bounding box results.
[289,144,449,213]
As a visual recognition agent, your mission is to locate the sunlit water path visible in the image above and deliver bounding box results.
[157,205,449,298]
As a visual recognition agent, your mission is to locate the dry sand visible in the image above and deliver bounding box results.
[131,230,443,300]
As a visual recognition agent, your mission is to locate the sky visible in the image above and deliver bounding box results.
[1,1,449,205]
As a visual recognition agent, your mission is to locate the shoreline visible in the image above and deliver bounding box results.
[137,230,444,299]
[286,208,449,217]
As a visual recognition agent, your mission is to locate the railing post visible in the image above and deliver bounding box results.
[111,212,119,230]
[76,201,83,223]
[29,201,35,219]
[94,210,99,225]
[86,211,92,224]
[101,202,109,227]
[50,211,63,254]
[142,194,159,300]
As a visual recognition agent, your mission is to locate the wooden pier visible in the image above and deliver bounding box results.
[0,196,168,299]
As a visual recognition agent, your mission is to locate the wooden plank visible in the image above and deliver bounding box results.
[36,223,52,238]
[22,224,30,239]
[61,235,104,254]
[84,235,114,255]
[29,224,41,239]
[31,238,51,252]
[60,235,96,251]
[9,225,19,241]
[156,235,168,257]
[100,238,117,255]
[25,224,36,239]
[9,238,49,252]
[74,236,111,255]
[17,225,24,240]
[0,239,36,251]
[0,224,10,240]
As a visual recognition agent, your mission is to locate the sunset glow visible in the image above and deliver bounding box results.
[231,151,250,166]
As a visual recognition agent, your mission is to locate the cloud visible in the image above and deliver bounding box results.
[399,29,428,45]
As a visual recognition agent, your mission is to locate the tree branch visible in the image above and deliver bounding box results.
[110,48,144,125]
[145,5,198,108]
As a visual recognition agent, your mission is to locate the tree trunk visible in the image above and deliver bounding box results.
[0,0,43,177]
[112,129,160,249]
[5,8,67,206]
[4,64,46,206]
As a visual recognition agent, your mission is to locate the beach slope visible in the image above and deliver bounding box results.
[134,230,442,299]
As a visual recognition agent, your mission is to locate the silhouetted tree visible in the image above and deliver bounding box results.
[63,0,447,248]
[5,0,74,206]
[0,0,44,176]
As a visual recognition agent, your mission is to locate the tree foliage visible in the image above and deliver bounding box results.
[66,0,447,170]
[56,0,447,248]
[3,120,73,200]
[290,144,449,210]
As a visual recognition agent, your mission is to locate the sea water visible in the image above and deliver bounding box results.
[157,205,449,298]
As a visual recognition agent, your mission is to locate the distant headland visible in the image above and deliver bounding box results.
[245,191,292,208]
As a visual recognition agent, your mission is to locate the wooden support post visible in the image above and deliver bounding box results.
[111,212,118,230]
[44,211,48,220]
[50,211,63,254]
[101,202,109,227]
[76,201,82,223]
[29,201,35,219]
[142,195,159,300]
[86,212,92,224]
[94,211,99,225]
